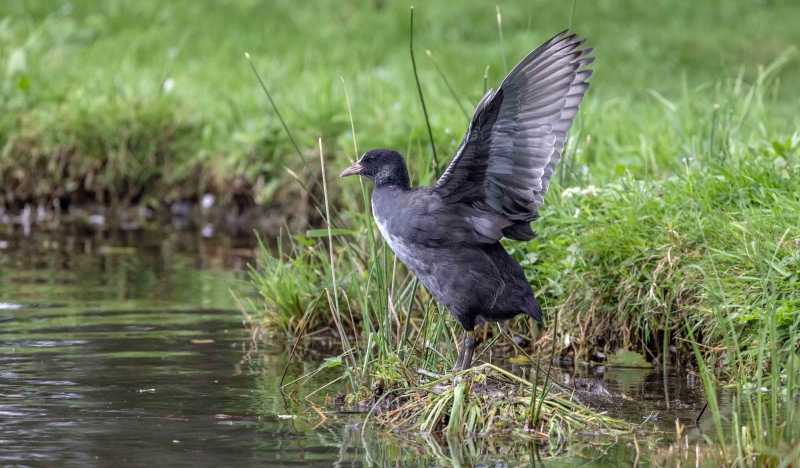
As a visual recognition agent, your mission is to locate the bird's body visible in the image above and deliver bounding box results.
[371,185,541,332]
[341,30,593,371]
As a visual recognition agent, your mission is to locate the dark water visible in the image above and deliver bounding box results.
[0,227,722,467]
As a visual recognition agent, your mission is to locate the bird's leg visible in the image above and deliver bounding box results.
[461,330,476,370]
[452,330,476,373]
[452,331,468,372]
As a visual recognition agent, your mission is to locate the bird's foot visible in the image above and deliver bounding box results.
[450,362,472,386]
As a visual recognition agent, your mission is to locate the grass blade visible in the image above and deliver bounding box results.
[409,6,440,177]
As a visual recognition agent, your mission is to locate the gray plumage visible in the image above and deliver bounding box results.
[435,30,594,242]
[341,31,593,370]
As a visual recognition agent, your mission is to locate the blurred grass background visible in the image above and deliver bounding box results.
[1,0,798,215]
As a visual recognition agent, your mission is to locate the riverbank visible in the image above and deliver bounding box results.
[252,66,799,374]
[2,0,800,217]
[255,128,800,462]
[250,61,799,463]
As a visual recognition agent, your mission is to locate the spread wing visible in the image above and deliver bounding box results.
[433,30,593,242]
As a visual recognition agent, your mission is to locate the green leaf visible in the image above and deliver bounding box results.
[317,355,342,370]
[772,140,786,156]
[17,75,30,91]
[293,235,315,247]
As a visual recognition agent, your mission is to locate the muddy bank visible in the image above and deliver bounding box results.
[0,191,321,240]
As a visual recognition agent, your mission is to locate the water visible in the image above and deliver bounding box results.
[0,227,722,467]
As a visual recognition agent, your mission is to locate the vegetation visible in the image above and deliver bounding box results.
[252,46,799,463]
[252,54,800,371]
[4,0,799,464]
[255,116,799,456]
[244,4,799,464]
[2,0,800,214]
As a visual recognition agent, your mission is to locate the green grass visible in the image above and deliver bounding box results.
[256,132,800,463]
[250,51,799,465]
[1,0,800,210]
[253,57,800,372]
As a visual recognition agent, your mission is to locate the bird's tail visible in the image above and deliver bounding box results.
[524,295,543,324]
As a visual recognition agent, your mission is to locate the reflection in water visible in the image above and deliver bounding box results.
[0,228,722,466]
[0,225,255,310]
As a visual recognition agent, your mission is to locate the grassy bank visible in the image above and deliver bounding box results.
[255,133,800,462]
[250,57,799,464]
[253,126,800,372]
[2,0,800,217]
[253,61,799,371]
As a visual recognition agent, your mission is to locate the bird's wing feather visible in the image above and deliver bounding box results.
[433,30,593,242]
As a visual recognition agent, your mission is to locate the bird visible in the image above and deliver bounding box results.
[340,30,593,371]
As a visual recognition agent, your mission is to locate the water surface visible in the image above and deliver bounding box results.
[0,227,722,467]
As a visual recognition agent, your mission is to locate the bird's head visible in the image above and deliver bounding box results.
[340,149,410,188]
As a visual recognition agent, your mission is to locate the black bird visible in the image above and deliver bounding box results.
[340,31,593,371]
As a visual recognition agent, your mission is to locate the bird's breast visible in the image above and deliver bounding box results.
[372,198,426,276]
[374,212,411,262]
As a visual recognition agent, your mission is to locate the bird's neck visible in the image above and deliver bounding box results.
[374,165,411,190]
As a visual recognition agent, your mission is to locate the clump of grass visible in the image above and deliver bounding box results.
[366,363,631,437]
[529,130,800,369]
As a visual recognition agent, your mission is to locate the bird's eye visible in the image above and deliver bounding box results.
[368,156,375,162]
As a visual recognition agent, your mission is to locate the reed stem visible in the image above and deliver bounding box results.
[409,6,440,178]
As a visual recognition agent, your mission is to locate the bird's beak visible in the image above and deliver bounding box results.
[340,162,363,178]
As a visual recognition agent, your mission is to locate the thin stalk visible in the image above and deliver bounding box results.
[662,300,673,408]
[766,229,790,448]
[568,0,577,31]
[382,241,391,347]
[696,211,745,378]
[398,278,419,361]
[247,52,350,227]
[709,103,719,160]
[419,298,435,364]
[472,332,503,362]
[529,352,542,429]
[497,324,565,391]
[319,139,353,375]
[426,50,470,121]
[341,76,378,268]
[304,375,345,400]
[279,293,322,388]
[341,77,359,159]
[685,317,727,453]
[325,290,357,375]
[341,289,360,350]
[319,138,339,317]
[535,309,559,425]
[496,6,507,74]
[361,333,373,381]
[483,65,490,95]
[409,6,440,177]
[245,53,313,183]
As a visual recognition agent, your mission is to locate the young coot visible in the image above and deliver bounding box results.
[341,30,593,371]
